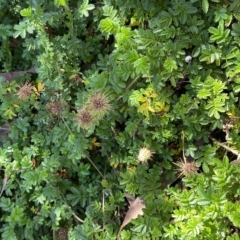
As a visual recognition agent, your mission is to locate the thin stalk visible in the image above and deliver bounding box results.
[209,135,240,157]
[61,116,73,134]
[181,130,187,162]
[116,77,140,102]
[59,191,84,223]
[86,156,106,180]
[0,127,9,130]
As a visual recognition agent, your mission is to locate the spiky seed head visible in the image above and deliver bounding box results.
[17,81,33,100]
[75,106,95,129]
[47,101,65,117]
[173,159,198,178]
[137,147,153,163]
[88,91,111,116]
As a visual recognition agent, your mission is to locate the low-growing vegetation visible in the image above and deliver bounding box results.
[1,0,240,239]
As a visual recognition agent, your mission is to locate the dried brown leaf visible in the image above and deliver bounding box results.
[0,174,8,197]
[117,195,145,239]
[0,67,36,81]
[125,193,135,206]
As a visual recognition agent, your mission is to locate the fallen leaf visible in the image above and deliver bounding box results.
[0,67,36,81]
[117,194,145,239]
[125,193,135,206]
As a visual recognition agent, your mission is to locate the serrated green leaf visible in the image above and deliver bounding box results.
[134,56,150,75]
[137,102,151,117]
[229,212,240,227]
[197,88,211,99]
[202,0,209,13]
[78,0,94,17]
[123,49,139,63]
[55,0,66,7]
[99,18,119,34]
[102,5,118,19]
[162,160,172,170]
[202,162,209,173]
[0,24,12,40]
[164,58,177,72]
[20,7,32,18]
[129,90,142,107]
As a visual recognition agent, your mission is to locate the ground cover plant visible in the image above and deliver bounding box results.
[1,0,240,239]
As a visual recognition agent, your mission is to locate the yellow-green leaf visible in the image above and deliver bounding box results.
[147,105,155,112]
[150,92,157,98]
[37,81,45,92]
[138,97,147,102]
[155,101,164,110]
[4,108,16,119]
[55,0,67,7]
[137,103,150,117]
[20,7,32,18]
[34,80,45,96]
[89,137,101,150]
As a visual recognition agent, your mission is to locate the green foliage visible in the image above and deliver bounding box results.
[163,156,240,239]
[202,0,209,14]
[0,0,240,239]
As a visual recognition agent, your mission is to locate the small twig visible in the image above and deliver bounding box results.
[53,229,56,240]
[0,174,9,197]
[181,130,187,162]
[61,116,73,134]
[102,190,105,213]
[111,126,117,136]
[0,67,36,81]
[182,62,191,77]
[209,135,240,157]
[86,156,106,180]
[102,161,106,214]
[126,76,140,91]
[116,77,140,102]
[70,209,84,223]
[226,78,233,84]
[59,191,84,223]
[102,190,105,231]
[0,127,10,131]
[228,116,240,119]
[177,81,189,84]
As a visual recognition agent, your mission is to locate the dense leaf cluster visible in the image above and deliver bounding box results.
[0,0,240,239]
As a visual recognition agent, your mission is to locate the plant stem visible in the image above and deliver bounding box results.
[61,117,73,134]
[86,156,106,180]
[116,77,140,102]
[59,190,84,223]
[209,135,240,157]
